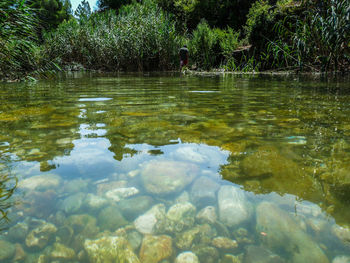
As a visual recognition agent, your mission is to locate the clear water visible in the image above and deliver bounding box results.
[0,72,349,263]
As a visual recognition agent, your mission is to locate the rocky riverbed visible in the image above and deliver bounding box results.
[1,157,350,263]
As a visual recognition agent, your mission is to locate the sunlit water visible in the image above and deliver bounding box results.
[0,72,350,263]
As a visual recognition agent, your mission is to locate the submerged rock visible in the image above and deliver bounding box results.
[166,202,196,232]
[118,195,154,220]
[84,193,108,210]
[0,240,16,261]
[256,202,329,263]
[332,255,350,263]
[331,225,350,246]
[139,235,173,263]
[66,214,99,237]
[13,243,26,261]
[196,206,217,224]
[243,245,285,263]
[220,254,242,263]
[50,242,76,261]
[192,245,219,263]
[105,187,139,202]
[175,251,199,263]
[212,237,238,250]
[134,204,166,234]
[98,206,128,231]
[218,185,252,227]
[18,174,61,191]
[190,176,220,207]
[239,146,322,201]
[59,192,85,214]
[175,225,202,249]
[25,221,57,249]
[141,160,198,195]
[8,222,29,242]
[84,235,140,263]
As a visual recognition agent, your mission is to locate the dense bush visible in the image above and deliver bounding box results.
[44,0,183,71]
[0,0,39,79]
[189,21,239,70]
[245,0,350,72]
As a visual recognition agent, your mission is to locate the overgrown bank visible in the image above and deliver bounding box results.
[1,0,349,80]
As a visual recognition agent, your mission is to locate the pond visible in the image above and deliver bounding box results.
[0,72,349,263]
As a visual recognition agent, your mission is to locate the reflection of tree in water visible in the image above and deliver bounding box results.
[0,154,17,231]
[0,82,81,171]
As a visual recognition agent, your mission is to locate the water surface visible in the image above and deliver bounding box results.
[0,73,349,262]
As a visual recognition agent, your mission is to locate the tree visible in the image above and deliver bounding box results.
[28,0,72,31]
[75,0,91,21]
[97,0,132,11]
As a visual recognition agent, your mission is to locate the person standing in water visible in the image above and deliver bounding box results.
[179,45,189,71]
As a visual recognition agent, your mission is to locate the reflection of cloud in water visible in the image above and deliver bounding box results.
[117,142,230,173]
[56,138,116,178]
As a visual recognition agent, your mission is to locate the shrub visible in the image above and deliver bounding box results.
[189,21,239,69]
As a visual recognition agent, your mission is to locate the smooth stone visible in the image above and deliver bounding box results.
[25,221,57,249]
[118,195,154,220]
[96,180,127,196]
[139,235,173,263]
[141,160,199,195]
[98,206,128,231]
[256,202,329,263]
[212,237,238,249]
[333,255,350,263]
[59,192,85,214]
[134,204,166,234]
[18,174,61,191]
[105,187,139,202]
[8,222,29,242]
[166,202,196,232]
[50,242,76,261]
[190,176,220,207]
[243,245,285,263]
[0,240,16,261]
[84,235,140,263]
[84,194,108,210]
[218,185,252,227]
[175,251,199,263]
[196,206,217,224]
[127,230,143,251]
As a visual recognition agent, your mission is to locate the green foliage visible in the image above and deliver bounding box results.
[293,0,350,71]
[28,0,72,32]
[97,0,131,11]
[156,0,256,31]
[44,0,183,71]
[0,0,39,78]
[189,21,239,70]
[75,0,92,23]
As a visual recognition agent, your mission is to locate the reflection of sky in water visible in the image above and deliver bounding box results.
[78,97,113,102]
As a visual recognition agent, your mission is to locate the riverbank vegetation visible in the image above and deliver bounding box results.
[0,0,349,80]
